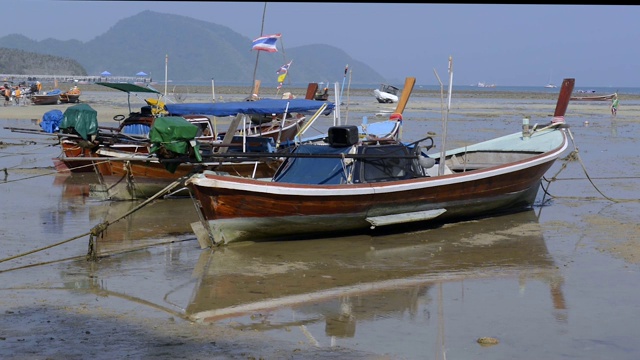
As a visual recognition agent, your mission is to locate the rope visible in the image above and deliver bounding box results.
[0,159,112,184]
[1,167,61,183]
[0,229,97,265]
[0,255,86,274]
[85,175,191,260]
[0,172,192,267]
[538,127,636,203]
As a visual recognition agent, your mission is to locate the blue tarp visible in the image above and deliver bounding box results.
[165,99,334,117]
[45,89,62,95]
[40,109,63,133]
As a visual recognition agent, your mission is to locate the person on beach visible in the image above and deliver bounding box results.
[14,86,21,105]
[3,83,11,105]
[611,93,619,116]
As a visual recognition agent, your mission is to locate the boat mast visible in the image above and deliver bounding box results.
[434,57,453,176]
[250,2,268,97]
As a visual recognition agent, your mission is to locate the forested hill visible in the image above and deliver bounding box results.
[0,10,386,85]
[0,47,87,76]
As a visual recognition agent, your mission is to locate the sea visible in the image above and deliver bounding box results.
[176,80,640,95]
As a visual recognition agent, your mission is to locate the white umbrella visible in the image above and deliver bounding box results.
[101,71,111,76]
[136,71,148,76]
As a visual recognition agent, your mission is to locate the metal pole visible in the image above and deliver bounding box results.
[164,54,168,97]
[211,78,215,102]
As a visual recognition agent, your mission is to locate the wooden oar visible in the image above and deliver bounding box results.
[393,76,416,115]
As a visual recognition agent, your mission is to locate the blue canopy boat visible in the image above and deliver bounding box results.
[165,98,335,117]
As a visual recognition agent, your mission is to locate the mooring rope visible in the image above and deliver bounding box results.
[85,176,190,261]
[0,159,113,184]
[539,127,637,203]
[0,174,193,272]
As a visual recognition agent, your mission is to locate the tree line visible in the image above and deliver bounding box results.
[0,48,87,76]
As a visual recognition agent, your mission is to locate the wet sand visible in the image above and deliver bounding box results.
[1,88,640,359]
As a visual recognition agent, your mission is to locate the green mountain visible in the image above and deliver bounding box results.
[0,10,386,85]
[0,47,87,76]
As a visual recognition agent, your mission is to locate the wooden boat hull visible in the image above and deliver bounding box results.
[31,94,59,105]
[569,93,616,101]
[58,138,149,173]
[56,140,97,172]
[187,127,568,245]
[59,93,81,103]
[83,147,282,200]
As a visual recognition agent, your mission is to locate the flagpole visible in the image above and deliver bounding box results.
[251,2,268,97]
[279,37,289,87]
[344,67,352,124]
[164,54,168,97]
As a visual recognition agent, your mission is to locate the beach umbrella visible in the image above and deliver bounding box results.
[136,71,148,76]
[101,71,111,76]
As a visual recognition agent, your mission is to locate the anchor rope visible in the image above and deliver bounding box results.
[0,172,193,270]
[0,160,112,184]
[539,128,636,203]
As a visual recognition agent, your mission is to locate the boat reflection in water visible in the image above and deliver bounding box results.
[52,172,200,255]
[185,209,566,339]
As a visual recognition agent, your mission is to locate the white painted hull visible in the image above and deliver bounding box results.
[373,89,398,103]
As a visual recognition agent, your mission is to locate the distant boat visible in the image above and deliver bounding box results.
[570,93,617,102]
[59,86,81,103]
[31,89,61,105]
[373,84,400,103]
[304,82,330,101]
[545,71,557,88]
[477,82,496,88]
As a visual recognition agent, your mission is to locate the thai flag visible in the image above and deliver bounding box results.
[251,33,281,52]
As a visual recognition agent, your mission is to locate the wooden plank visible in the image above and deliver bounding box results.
[218,114,245,154]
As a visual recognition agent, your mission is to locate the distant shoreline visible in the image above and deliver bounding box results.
[52,84,640,101]
[2,85,634,123]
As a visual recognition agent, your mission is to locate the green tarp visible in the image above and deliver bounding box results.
[59,103,99,140]
[149,116,202,173]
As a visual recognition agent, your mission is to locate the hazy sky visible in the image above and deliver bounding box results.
[4,2,637,87]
